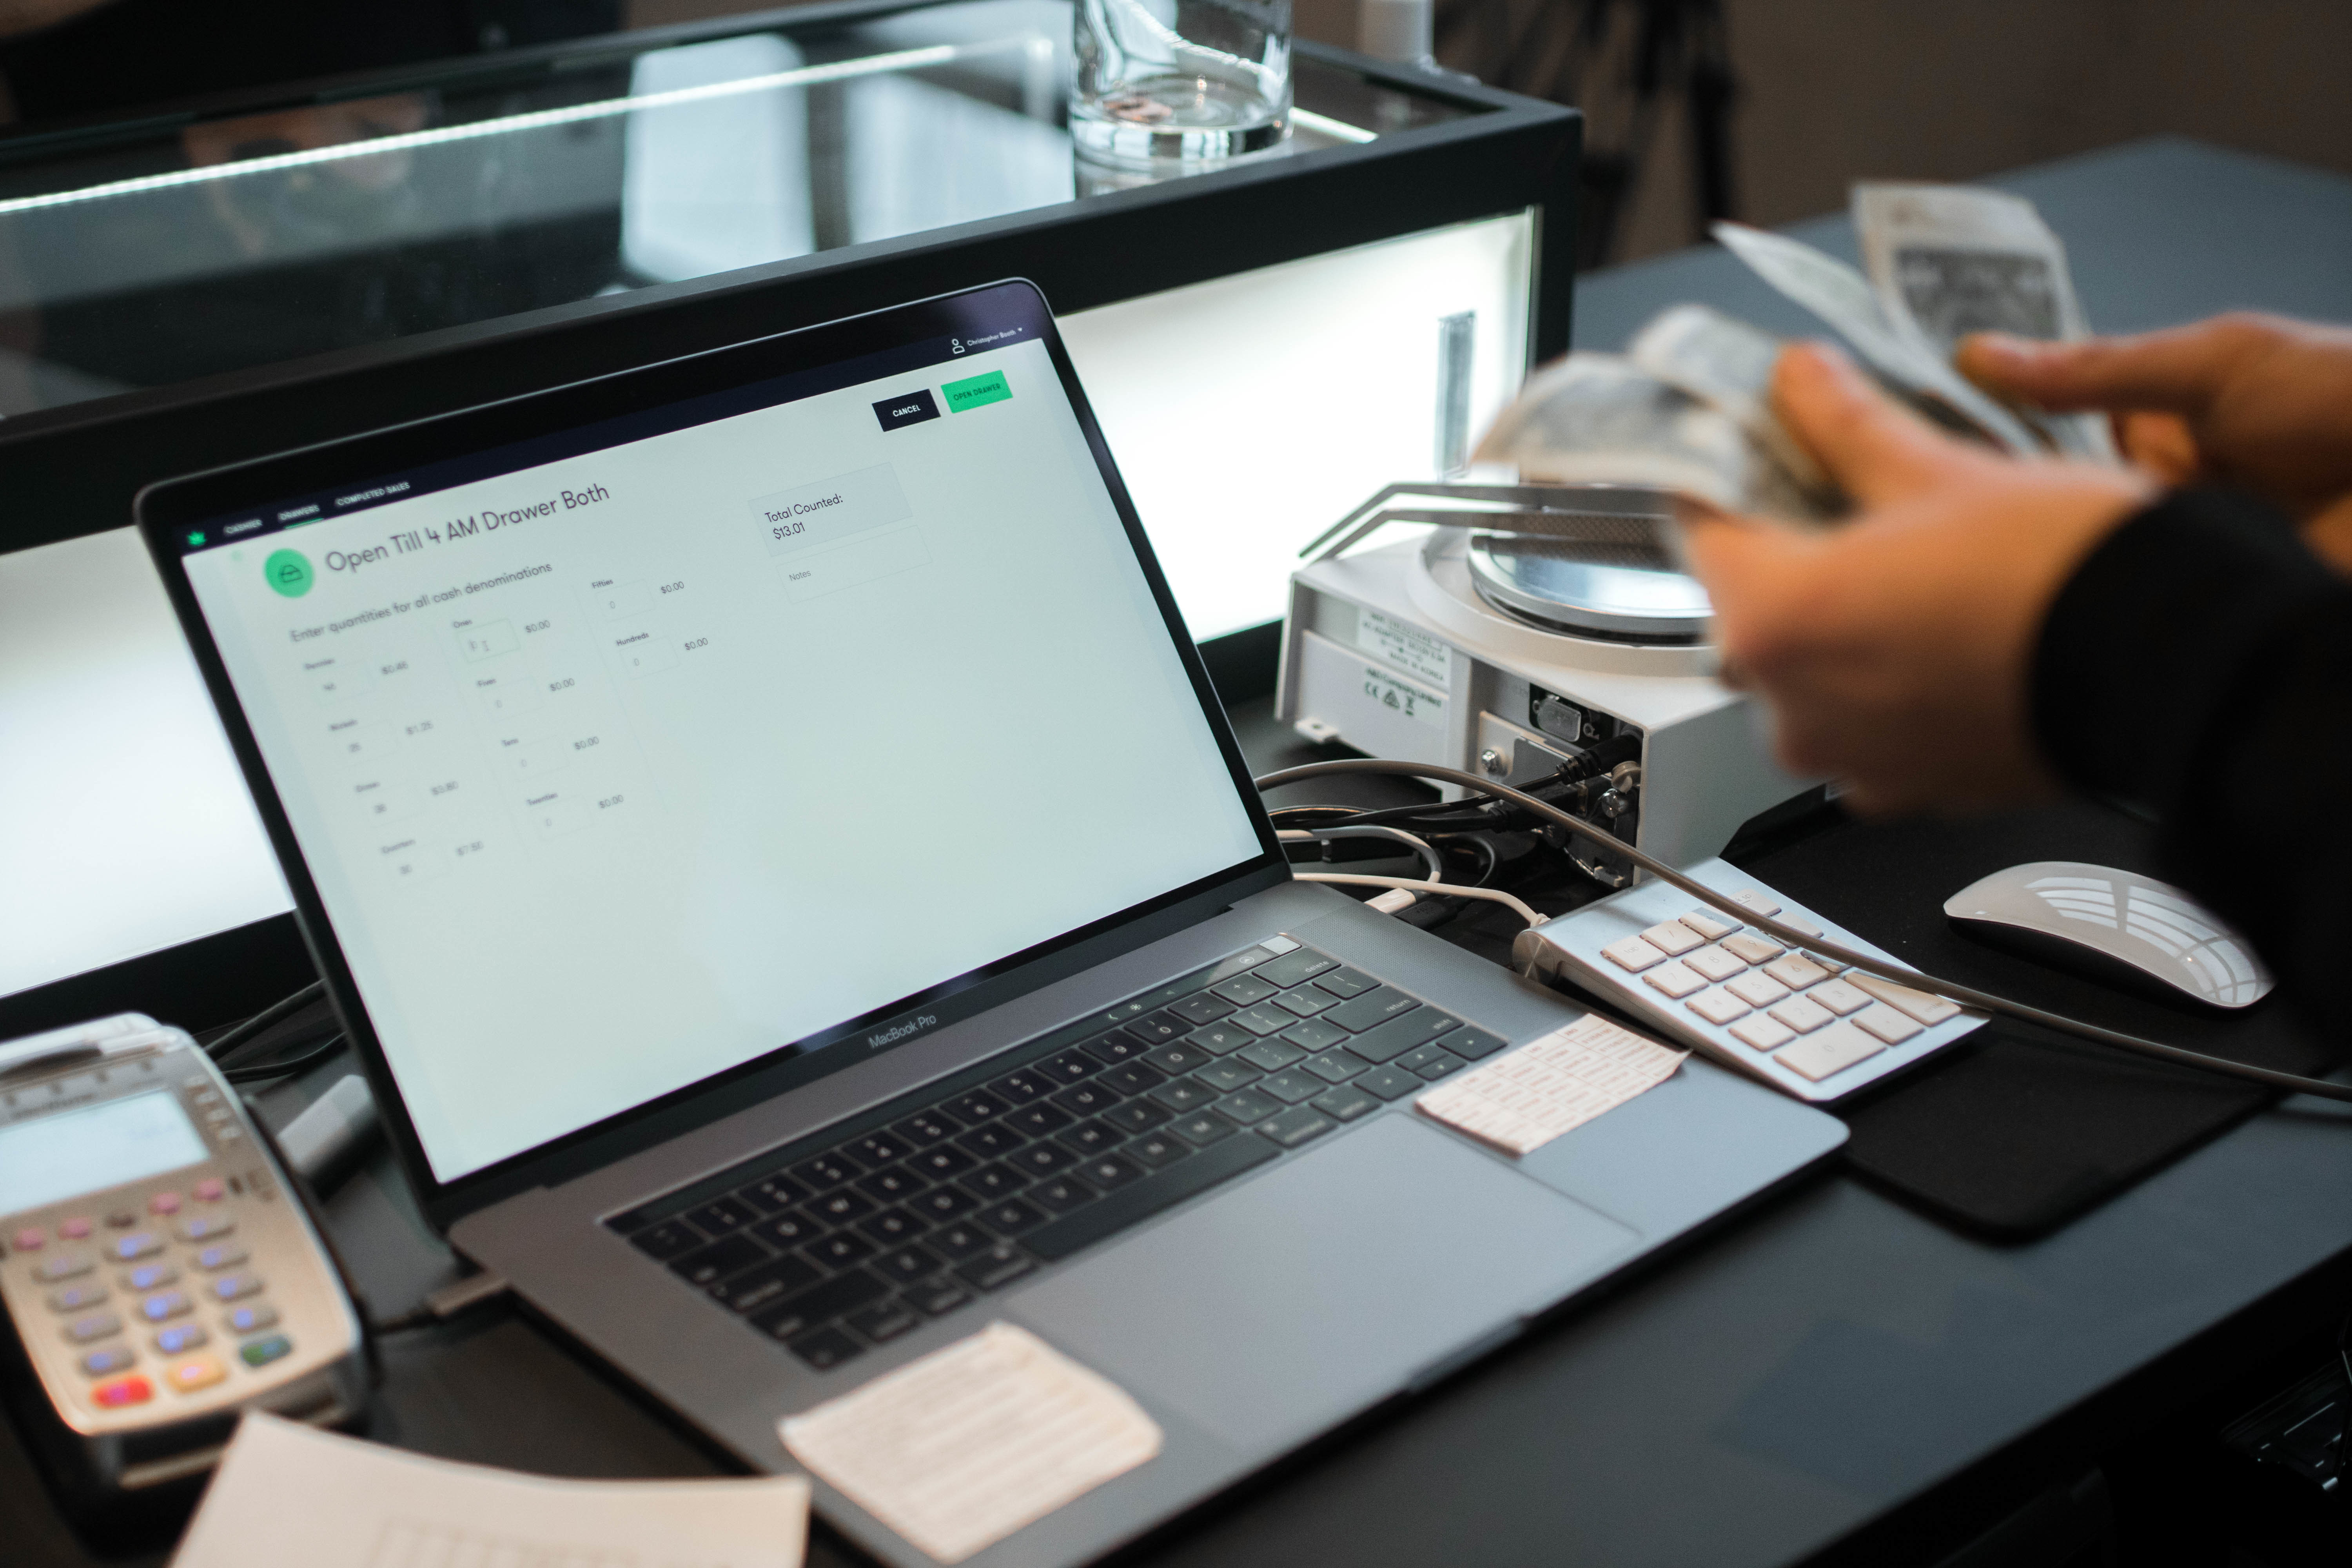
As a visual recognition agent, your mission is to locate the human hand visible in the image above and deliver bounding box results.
[1677,343,2152,816]
[1958,313,2352,568]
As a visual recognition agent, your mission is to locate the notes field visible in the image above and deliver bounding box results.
[776,523,930,604]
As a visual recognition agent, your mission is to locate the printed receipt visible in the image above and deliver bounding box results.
[780,1322,1160,1564]
[1416,1013,1687,1156]
[172,1410,809,1568]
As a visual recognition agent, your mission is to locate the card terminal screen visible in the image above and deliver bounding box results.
[0,1091,211,1214]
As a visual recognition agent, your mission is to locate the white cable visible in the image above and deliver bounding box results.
[1278,824,1445,883]
[1295,872,1543,929]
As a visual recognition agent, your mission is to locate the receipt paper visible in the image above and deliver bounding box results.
[1416,1013,1687,1155]
[779,1321,1161,1564]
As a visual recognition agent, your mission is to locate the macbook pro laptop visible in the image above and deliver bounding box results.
[138,280,1844,1568]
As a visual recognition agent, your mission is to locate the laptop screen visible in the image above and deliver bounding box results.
[163,296,1267,1185]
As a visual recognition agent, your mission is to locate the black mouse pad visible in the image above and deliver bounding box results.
[1732,800,2333,1241]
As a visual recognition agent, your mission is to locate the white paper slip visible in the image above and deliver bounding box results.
[172,1410,809,1568]
[780,1322,1161,1565]
[1415,1013,1688,1156]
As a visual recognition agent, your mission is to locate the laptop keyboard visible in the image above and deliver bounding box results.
[604,936,1506,1372]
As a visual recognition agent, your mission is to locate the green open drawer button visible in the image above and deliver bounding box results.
[942,369,1011,412]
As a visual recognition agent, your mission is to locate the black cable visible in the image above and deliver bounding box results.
[1446,831,1503,888]
[1267,804,1368,824]
[203,980,326,1060]
[223,1033,349,1085]
[366,1303,440,1335]
[1256,758,2352,1106]
[1272,805,1495,838]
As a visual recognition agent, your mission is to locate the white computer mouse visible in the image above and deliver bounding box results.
[1943,860,2273,1009]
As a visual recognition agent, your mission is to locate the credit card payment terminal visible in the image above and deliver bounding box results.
[0,1013,365,1506]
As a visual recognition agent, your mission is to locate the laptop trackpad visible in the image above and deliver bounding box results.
[1005,1114,1638,1453]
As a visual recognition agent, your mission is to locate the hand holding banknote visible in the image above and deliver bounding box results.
[1676,342,2150,816]
[1470,182,2132,525]
[1958,313,2352,568]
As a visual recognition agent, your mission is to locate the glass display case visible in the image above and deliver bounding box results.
[0,3,1577,1030]
[0,2,1485,415]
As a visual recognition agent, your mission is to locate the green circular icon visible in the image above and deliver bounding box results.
[264,548,314,598]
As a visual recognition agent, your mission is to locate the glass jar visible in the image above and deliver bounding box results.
[1071,0,1292,167]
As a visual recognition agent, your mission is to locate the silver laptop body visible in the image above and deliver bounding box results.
[140,281,1845,1568]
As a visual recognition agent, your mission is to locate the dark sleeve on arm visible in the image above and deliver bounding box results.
[2032,488,2352,1028]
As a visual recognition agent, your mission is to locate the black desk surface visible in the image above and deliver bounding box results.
[15,136,2352,1567]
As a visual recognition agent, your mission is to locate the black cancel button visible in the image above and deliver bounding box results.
[872,388,941,432]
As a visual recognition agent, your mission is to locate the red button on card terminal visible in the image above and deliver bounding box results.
[92,1375,152,1408]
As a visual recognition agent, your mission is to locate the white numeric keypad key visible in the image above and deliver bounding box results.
[1639,920,1704,957]
[1779,1022,1885,1082]
[1684,944,1747,982]
[1807,979,1872,1016]
[1768,995,1834,1034]
[1643,961,1707,999]
[1601,936,1667,973]
[1730,1015,1795,1051]
[1687,989,1751,1025]
[1849,972,1963,1025]
[1763,954,1833,990]
[1853,1004,1924,1044]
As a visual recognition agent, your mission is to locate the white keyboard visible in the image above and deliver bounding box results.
[1515,858,1985,1103]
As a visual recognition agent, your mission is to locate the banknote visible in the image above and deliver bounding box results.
[1710,220,2042,456]
[1626,303,1834,500]
[1851,182,2118,461]
[1471,351,1832,522]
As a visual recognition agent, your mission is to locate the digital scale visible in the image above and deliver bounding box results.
[1276,483,1814,884]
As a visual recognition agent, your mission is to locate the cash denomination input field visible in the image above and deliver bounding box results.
[523,789,591,839]
[379,833,446,885]
[750,463,911,559]
[588,579,653,619]
[305,654,375,707]
[500,738,568,779]
[604,623,677,677]
[456,620,519,662]
[468,670,545,722]
[347,774,423,828]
